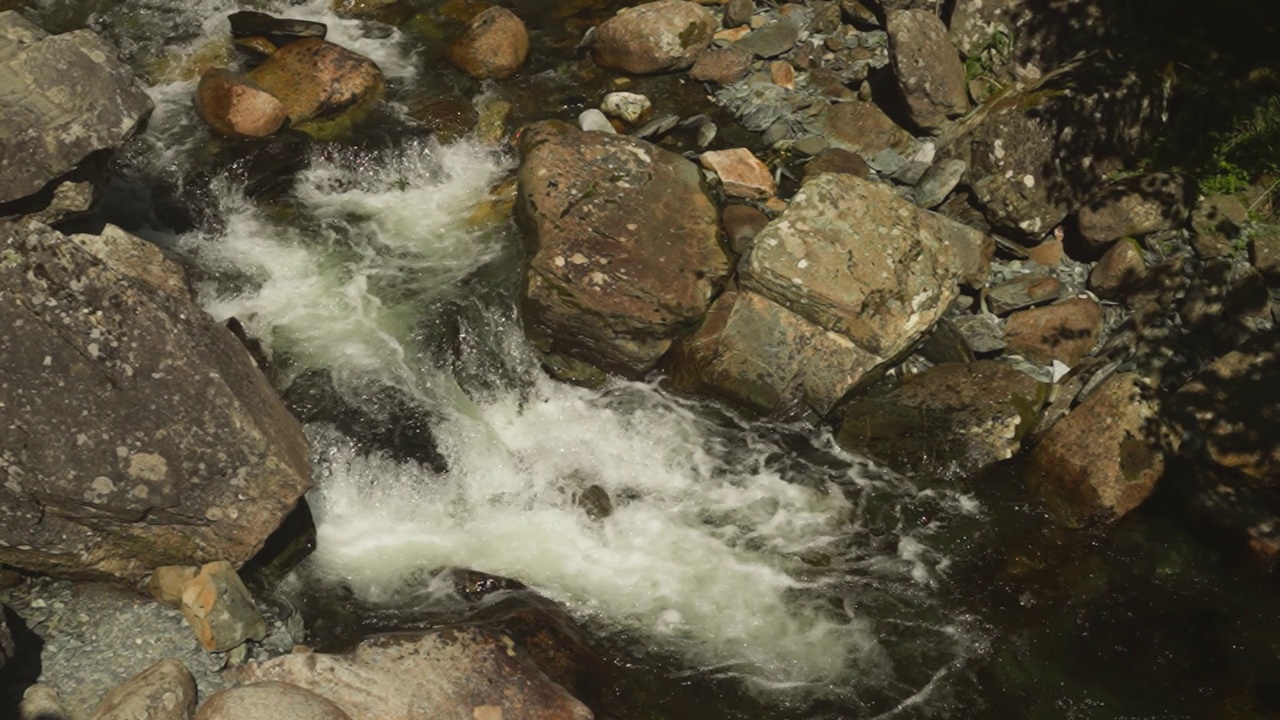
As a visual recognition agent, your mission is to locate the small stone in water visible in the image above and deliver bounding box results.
[577,484,614,520]
[631,113,680,139]
[600,91,650,124]
[578,108,615,133]
[697,121,717,148]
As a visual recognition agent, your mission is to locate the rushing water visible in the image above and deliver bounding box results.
[11,0,1280,716]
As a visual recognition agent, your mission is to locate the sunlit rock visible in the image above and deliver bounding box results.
[591,0,717,75]
[446,6,529,80]
[886,9,968,131]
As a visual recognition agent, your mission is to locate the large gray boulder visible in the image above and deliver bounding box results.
[672,173,992,415]
[0,220,311,580]
[517,121,730,377]
[0,11,153,205]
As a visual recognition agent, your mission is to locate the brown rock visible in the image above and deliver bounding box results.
[236,627,592,720]
[1025,233,1064,267]
[91,658,196,720]
[446,6,529,80]
[1089,237,1146,300]
[194,68,289,138]
[180,561,266,652]
[592,0,717,74]
[196,682,351,720]
[1253,231,1280,281]
[688,45,752,84]
[517,121,729,376]
[803,147,870,180]
[810,100,913,157]
[1076,173,1194,252]
[700,148,775,199]
[721,203,769,256]
[1028,373,1167,524]
[1003,297,1102,365]
[769,59,795,89]
[986,273,1063,315]
[246,38,383,128]
[20,685,69,720]
[725,0,753,27]
[886,9,968,131]
[1190,194,1248,260]
[148,565,198,608]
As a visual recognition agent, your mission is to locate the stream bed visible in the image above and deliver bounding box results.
[6,0,1280,717]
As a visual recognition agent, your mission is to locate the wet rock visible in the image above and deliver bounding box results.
[194,68,290,139]
[591,0,716,74]
[689,45,753,84]
[700,148,775,199]
[1175,331,1280,482]
[1253,230,1280,281]
[148,565,199,608]
[90,658,196,720]
[913,158,966,208]
[600,92,650,124]
[1190,194,1248,260]
[721,203,769,255]
[332,0,399,18]
[20,685,70,720]
[575,484,614,520]
[282,368,448,473]
[1027,373,1168,524]
[1089,237,1146,300]
[577,108,615,133]
[0,220,311,580]
[886,9,968,131]
[0,11,154,205]
[725,0,754,27]
[246,38,384,136]
[235,627,593,720]
[180,561,266,653]
[803,147,870,180]
[986,273,1063,315]
[837,361,1048,478]
[1003,297,1103,366]
[446,6,529,80]
[1076,173,1194,252]
[196,682,352,720]
[631,113,680,140]
[667,289,881,415]
[517,121,729,377]
[809,100,913,157]
[228,11,326,47]
[735,18,801,58]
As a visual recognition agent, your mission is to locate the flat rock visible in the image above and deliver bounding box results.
[689,45,753,84]
[235,627,593,720]
[986,272,1063,315]
[0,11,154,204]
[90,658,196,720]
[734,18,800,58]
[809,100,913,158]
[699,147,775,199]
[591,0,717,74]
[517,121,729,376]
[886,9,968,131]
[1003,296,1102,366]
[0,220,311,580]
[446,6,529,80]
[803,147,870,180]
[913,158,966,208]
[1027,372,1168,524]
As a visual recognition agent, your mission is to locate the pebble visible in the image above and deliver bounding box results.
[600,91,650,124]
[578,108,615,133]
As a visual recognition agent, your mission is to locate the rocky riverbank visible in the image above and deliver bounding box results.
[2,0,1279,717]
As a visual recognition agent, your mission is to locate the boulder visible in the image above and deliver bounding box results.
[245,38,383,135]
[235,627,593,720]
[809,100,913,158]
[194,68,290,139]
[180,561,267,652]
[1027,373,1169,524]
[885,9,968,131]
[1003,297,1102,366]
[196,682,352,720]
[1089,237,1146,300]
[1175,332,1280,482]
[699,148,775,199]
[673,173,991,414]
[591,0,716,74]
[0,220,311,580]
[90,658,196,720]
[0,11,153,205]
[837,361,1048,478]
[1076,173,1194,252]
[1189,193,1248,260]
[803,147,870,180]
[517,121,729,377]
[446,6,529,80]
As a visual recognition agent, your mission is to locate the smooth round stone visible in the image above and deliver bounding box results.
[578,108,616,133]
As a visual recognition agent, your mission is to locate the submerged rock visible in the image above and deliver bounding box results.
[0,220,311,580]
[0,11,153,206]
[591,0,717,74]
[446,6,529,80]
[235,626,593,720]
[517,121,729,377]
